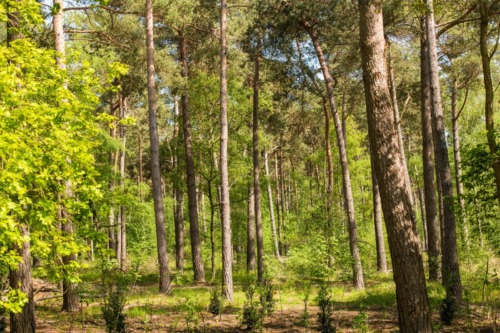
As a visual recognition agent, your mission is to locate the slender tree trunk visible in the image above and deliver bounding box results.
[247,186,256,271]
[274,152,283,255]
[220,0,233,301]
[172,96,185,271]
[146,0,171,293]
[278,145,288,255]
[252,32,265,283]
[207,176,217,280]
[387,43,417,229]
[420,19,441,281]
[370,148,388,273]
[54,0,80,310]
[264,151,281,259]
[179,33,205,283]
[323,98,335,268]
[480,0,500,205]
[302,21,364,290]
[451,79,469,246]
[418,188,428,251]
[117,95,127,270]
[358,1,432,331]
[425,0,462,302]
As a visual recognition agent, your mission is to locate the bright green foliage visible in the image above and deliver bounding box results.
[0,1,105,311]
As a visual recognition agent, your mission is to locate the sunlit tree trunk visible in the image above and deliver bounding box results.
[425,0,462,302]
[146,0,171,293]
[172,96,185,271]
[247,185,256,271]
[220,0,233,301]
[451,79,469,246]
[359,1,432,331]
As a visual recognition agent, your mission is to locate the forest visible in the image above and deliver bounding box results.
[1,0,500,332]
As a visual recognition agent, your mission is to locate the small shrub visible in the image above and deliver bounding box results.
[183,298,200,332]
[316,283,336,333]
[353,306,369,333]
[241,284,264,331]
[440,296,457,325]
[208,288,222,316]
[101,285,127,333]
[300,284,311,327]
[259,279,275,316]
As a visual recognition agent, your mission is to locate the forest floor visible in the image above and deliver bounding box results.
[29,270,499,333]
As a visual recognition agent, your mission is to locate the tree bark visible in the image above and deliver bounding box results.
[358,1,432,331]
[252,32,265,282]
[302,21,364,290]
[146,0,171,293]
[420,18,441,281]
[220,0,233,301]
[425,0,462,302]
[370,148,388,273]
[179,32,205,283]
[9,226,35,333]
[264,151,281,259]
[480,0,500,206]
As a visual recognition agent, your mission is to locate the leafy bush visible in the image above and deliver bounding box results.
[102,285,127,333]
[208,287,222,316]
[259,279,275,316]
[241,284,264,331]
[316,283,336,333]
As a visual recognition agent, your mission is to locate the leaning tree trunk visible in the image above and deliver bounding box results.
[420,18,441,281]
[220,0,233,301]
[425,0,462,302]
[252,32,265,283]
[179,32,205,283]
[358,1,432,331]
[479,0,500,205]
[54,0,80,311]
[302,21,364,290]
[451,79,469,246]
[265,151,281,259]
[146,0,171,293]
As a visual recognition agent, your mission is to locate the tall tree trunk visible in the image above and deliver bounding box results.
[117,94,127,270]
[220,0,233,301]
[179,32,205,283]
[370,148,388,273]
[451,79,469,246]
[252,32,265,283]
[247,186,256,271]
[323,98,335,267]
[54,0,80,311]
[420,19,441,281]
[302,21,364,290]
[278,145,288,255]
[358,1,432,331]
[173,96,185,271]
[480,0,500,205]
[264,151,281,259]
[146,0,171,293]
[425,0,462,302]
